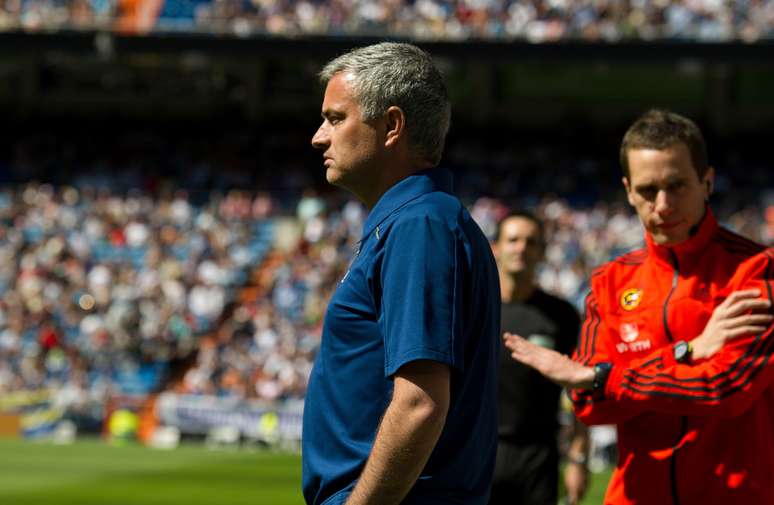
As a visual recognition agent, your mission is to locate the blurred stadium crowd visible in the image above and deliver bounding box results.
[1,0,773,41]
[0,130,772,427]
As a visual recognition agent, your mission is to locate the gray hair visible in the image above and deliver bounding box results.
[320,42,451,166]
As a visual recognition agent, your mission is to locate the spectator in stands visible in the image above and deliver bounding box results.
[5,0,774,42]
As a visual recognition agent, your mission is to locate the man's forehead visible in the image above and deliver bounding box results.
[626,145,696,183]
[629,167,691,187]
[501,217,540,237]
[321,73,357,110]
[325,72,356,94]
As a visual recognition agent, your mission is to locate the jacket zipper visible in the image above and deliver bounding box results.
[664,249,684,505]
[662,250,679,343]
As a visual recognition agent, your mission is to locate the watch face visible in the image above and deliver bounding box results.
[674,341,688,362]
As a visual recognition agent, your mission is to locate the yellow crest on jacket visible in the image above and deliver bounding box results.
[620,288,643,311]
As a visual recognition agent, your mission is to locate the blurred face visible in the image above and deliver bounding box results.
[311,72,384,194]
[495,216,543,277]
[623,143,713,246]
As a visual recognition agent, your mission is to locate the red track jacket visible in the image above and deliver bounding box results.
[572,208,774,505]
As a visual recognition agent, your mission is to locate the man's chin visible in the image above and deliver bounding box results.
[650,230,688,247]
[325,168,341,186]
[506,263,526,275]
[325,169,352,192]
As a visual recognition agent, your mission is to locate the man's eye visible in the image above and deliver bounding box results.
[668,182,685,192]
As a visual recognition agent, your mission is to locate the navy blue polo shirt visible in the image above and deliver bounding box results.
[302,168,500,505]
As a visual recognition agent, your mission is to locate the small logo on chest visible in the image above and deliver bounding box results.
[620,322,639,343]
[616,322,651,353]
[620,288,643,311]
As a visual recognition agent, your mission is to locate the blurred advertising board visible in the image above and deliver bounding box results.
[155,393,303,442]
[0,390,63,438]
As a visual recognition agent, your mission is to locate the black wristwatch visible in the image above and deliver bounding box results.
[674,340,693,363]
[592,362,613,400]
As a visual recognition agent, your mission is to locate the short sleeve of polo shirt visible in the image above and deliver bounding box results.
[380,215,463,377]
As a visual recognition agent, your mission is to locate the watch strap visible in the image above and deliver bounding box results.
[592,362,613,400]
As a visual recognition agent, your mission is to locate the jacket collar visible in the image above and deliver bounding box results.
[361,167,453,240]
[645,204,718,269]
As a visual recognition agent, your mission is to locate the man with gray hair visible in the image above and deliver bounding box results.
[302,42,501,505]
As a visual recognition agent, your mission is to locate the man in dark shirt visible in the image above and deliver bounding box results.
[491,212,589,505]
[302,42,500,505]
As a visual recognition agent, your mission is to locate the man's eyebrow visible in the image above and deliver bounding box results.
[321,109,342,119]
[636,175,687,190]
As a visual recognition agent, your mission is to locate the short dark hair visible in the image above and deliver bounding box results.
[620,109,708,181]
[494,210,545,246]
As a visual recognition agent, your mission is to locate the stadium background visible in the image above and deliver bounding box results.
[1,2,773,503]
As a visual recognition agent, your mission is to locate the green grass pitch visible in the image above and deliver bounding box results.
[0,438,609,504]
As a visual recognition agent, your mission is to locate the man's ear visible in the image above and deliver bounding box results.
[703,166,715,197]
[384,106,405,149]
[622,176,636,207]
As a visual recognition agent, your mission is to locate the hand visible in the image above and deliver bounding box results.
[503,332,595,389]
[692,289,773,360]
[564,459,589,505]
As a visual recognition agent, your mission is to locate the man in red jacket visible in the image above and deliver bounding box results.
[505,109,774,505]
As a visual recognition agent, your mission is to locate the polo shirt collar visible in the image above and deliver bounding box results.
[646,204,718,268]
[361,167,454,239]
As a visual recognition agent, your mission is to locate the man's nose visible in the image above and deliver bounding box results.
[311,123,329,150]
[654,189,675,215]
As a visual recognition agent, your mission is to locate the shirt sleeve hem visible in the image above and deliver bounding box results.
[385,348,457,377]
